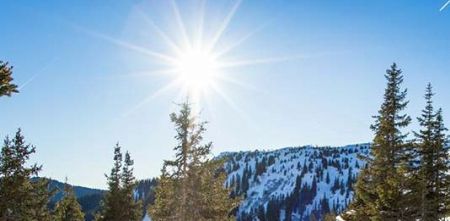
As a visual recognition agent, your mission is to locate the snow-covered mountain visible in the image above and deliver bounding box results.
[222,143,371,221]
[52,144,371,221]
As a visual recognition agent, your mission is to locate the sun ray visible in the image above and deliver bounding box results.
[120,0,304,115]
[206,0,242,53]
[80,27,177,64]
[203,91,216,117]
[170,0,192,49]
[215,73,258,92]
[194,0,206,49]
[123,78,181,116]
[150,78,183,99]
[136,7,183,55]
[95,68,181,83]
[111,68,180,79]
[218,55,305,68]
[210,82,249,121]
[214,22,269,58]
[122,95,154,117]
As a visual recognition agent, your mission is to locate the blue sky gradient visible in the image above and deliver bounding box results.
[1,0,449,188]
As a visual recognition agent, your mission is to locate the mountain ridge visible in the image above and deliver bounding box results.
[222,143,370,220]
[50,143,372,221]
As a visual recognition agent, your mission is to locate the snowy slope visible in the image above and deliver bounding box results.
[223,144,371,221]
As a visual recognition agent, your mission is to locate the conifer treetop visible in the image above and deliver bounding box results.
[0,61,18,97]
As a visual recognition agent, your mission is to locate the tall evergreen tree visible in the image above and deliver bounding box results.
[53,180,85,221]
[31,177,54,221]
[96,143,123,221]
[150,101,239,221]
[432,109,450,218]
[0,61,18,97]
[97,144,142,221]
[415,84,450,220]
[348,63,414,220]
[121,151,143,221]
[195,159,239,220]
[149,165,177,220]
[0,129,52,221]
[415,83,438,220]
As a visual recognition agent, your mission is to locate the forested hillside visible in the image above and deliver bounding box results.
[223,144,370,221]
[48,144,370,221]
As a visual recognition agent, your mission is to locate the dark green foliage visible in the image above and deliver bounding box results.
[120,151,143,221]
[32,178,55,221]
[0,129,52,221]
[45,178,104,220]
[74,178,155,221]
[77,193,104,221]
[347,74,450,221]
[0,61,18,97]
[96,144,142,221]
[53,181,85,221]
[349,63,415,220]
[150,101,239,221]
[149,165,177,220]
[134,178,158,215]
[96,144,122,221]
[415,84,450,221]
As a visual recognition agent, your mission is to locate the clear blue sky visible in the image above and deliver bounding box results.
[1,0,449,189]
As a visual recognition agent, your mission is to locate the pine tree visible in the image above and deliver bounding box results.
[348,63,414,220]
[30,177,54,221]
[0,129,52,221]
[433,109,450,219]
[0,61,18,97]
[415,84,450,220]
[97,144,143,221]
[415,83,438,220]
[53,180,85,221]
[121,151,143,221]
[96,143,123,221]
[150,101,239,221]
[195,159,239,220]
[148,165,177,220]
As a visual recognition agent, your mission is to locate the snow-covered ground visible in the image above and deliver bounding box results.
[223,144,370,220]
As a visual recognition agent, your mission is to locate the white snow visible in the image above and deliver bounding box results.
[223,144,371,220]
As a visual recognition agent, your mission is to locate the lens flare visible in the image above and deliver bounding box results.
[81,0,300,115]
[173,48,219,95]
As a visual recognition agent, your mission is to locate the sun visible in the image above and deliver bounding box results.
[173,48,220,96]
[87,0,294,114]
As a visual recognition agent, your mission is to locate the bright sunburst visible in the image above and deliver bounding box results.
[172,47,220,98]
[115,0,249,108]
[83,0,296,114]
